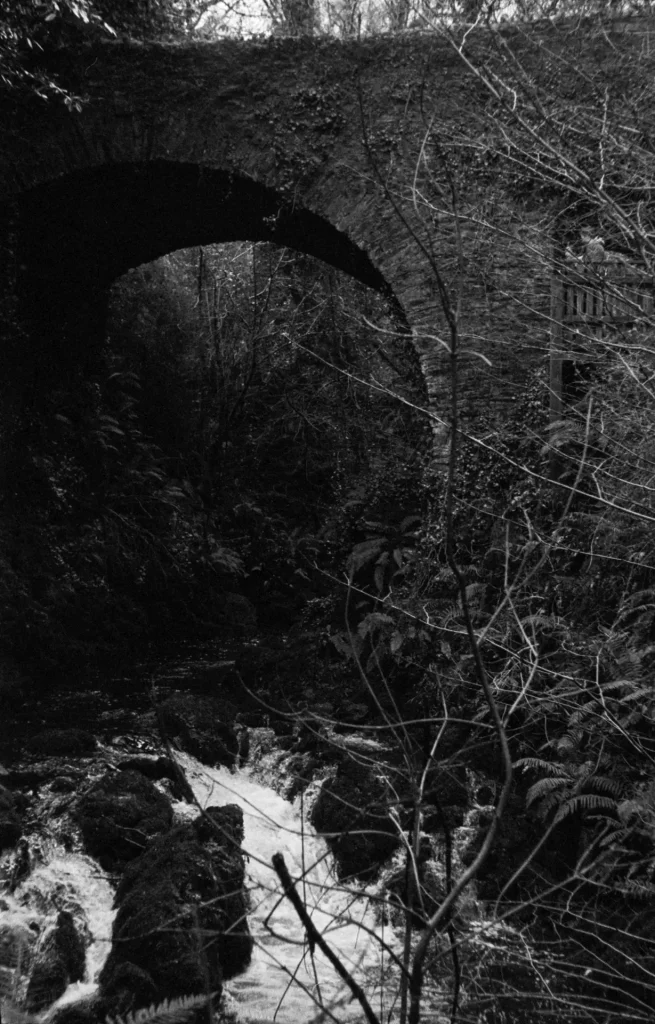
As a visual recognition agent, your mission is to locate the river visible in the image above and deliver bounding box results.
[1,747,404,1024]
[175,751,398,1023]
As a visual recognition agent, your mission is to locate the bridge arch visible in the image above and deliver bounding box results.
[2,38,443,383]
[18,160,402,344]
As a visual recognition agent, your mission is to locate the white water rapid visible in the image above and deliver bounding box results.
[175,751,400,1024]
[1,752,409,1024]
[0,846,115,1016]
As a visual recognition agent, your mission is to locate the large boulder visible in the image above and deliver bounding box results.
[99,805,252,1015]
[311,759,399,880]
[74,770,173,868]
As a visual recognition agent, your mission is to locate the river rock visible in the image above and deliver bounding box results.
[0,784,22,849]
[159,693,239,768]
[99,807,252,1014]
[24,910,86,1011]
[50,996,102,1024]
[310,759,399,880]
[0,907,86,1014]
[73,770,173,868]
[118,755,179,783]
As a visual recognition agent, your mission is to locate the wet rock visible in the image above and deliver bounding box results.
[101,961,158,1009]
[74,770,173,868]
[194,804,245,847]
[50,996,102,1024]
[99,810,252,1013]
[311,759,399,880]
[24,910,86,1012]
[0,907,86,1015]
[0,784,22,849]
[283,752,320,801]
[118,755,179,783]
[159,694,239,769]
[50,775,81,794]
[0,917,35,989]
[26,730,96,757]
[0,810,22,849]
[7,837,31,891]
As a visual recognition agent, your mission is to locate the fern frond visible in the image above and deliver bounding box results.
[538,792,569,819]
[554,794,618,821]
[618,710,644,728]
[569,700,599,726]
[621,686,655,703]
[599,679,642,693]
[584,776,624,798]
[526,776,569,806]
[105,993,214,1024]
[600,826,632,846]
[348,538,385,573]
[514,757,567,775]
[616,604,655,627]
[519,614,559,632]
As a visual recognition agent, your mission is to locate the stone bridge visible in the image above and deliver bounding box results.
[0,24,645,430]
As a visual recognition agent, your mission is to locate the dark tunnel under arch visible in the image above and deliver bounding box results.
[18,160,403,348]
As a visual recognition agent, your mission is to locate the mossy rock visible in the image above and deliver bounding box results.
[74,770,173,867]
[99,808,252,1013]
[118,756,178,783]
[0,783,22,848]
[0,809,22,848]
[310,759,398,880]
[25,910,86,1012]
[159,694,239,768]
[50,997,102,1024]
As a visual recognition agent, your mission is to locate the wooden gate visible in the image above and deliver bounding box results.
[550,262,653,420]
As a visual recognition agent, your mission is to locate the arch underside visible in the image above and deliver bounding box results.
[19,160,397,334]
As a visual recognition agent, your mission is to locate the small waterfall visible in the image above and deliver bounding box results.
[175,751,399,1024]
[2,752,406,1023]
[0,847,115,1016]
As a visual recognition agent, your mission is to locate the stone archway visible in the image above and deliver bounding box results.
[17,160,404,370]
[0,35,448,394]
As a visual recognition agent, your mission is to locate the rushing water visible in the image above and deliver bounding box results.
[1,750,401,1024]
[0,846,115,1015]
[175,751,399,1024]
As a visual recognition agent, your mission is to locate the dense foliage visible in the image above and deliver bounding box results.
[0,242,424,671]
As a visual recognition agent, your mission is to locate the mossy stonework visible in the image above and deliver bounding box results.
[0,24,649,422]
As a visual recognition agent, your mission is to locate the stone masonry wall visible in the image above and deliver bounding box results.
[0,21,651,445]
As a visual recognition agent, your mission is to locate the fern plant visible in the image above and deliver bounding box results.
[105,993,215,1024]
[0,993,214,1024]
[516,756,624,825]
[347,515,420,598]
